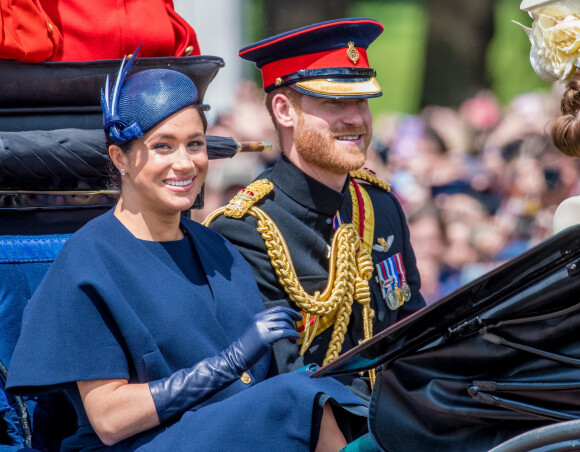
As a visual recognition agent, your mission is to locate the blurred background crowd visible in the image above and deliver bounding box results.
[176,0,580,304]
[193,79,578,305]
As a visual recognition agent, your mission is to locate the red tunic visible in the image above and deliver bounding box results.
[40,0,200,61]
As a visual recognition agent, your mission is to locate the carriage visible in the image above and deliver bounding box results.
[1,55,580,452]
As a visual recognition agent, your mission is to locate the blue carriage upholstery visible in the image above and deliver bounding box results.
[0,233,76,451]
[0,234,71,368]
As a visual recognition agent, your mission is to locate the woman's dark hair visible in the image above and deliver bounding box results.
[552,70,580,157]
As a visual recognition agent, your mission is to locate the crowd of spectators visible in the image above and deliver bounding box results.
[194,80,580,305]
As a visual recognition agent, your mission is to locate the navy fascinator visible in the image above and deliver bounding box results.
[101,47,210,144]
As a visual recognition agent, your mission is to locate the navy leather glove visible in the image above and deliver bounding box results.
[224,306,302,371]
[149,306,301,423]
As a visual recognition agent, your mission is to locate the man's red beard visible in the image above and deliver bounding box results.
[294,114,369,175]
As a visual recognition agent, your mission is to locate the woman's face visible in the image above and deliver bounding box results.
[115,107,208,217]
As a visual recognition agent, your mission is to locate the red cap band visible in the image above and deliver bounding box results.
[260,46,369,89]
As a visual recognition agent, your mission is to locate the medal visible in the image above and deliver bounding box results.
[394,252,411,302]
[383,257,402,310]
[401,283,411,302]
[385,287,405,310]
[394,287,406,308]
[386,289,399,310]
[376,253,411,310]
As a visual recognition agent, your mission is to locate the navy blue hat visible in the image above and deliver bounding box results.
[239,18,384,98]
[101,50,209,144]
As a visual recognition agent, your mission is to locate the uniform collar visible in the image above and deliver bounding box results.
[268,153,349,216]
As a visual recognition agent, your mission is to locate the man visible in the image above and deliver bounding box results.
[206,18,425,405]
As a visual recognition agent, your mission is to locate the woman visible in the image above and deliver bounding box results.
[518,0,580,232]
[6,53,366,451]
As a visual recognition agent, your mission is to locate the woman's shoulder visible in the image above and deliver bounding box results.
[68,209,115,237]
[53,210,121,262]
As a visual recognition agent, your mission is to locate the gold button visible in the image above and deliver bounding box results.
[184,45,194,56]
[240,372,251,384]
[275,77,283,86]
[126,53,134,59]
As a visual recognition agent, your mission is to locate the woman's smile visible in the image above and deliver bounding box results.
[163,177,196,191]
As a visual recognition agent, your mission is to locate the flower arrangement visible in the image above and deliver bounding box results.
[516,0,580,82]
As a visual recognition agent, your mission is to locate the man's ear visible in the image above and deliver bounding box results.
[271,93,298,129]
[108,144,128,173]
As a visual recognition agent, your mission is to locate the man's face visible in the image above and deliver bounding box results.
[292,95,373,175]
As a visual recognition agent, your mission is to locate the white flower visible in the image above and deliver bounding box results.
[518,0,580,81]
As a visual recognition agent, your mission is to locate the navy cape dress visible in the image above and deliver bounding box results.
[7,210,366,451]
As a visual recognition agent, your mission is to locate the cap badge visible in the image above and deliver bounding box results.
[347,41,359,64]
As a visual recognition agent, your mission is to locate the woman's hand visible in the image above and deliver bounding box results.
[228,306,302,370]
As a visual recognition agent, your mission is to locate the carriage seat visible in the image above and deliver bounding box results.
[0,233,75,451]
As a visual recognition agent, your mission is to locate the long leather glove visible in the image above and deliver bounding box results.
[149,306,302,423]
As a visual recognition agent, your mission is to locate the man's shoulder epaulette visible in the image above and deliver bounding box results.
[350,168,391,192]
[223,179,274,219]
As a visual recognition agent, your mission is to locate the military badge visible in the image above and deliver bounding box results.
[372,236,393,253]
[375,252,411,310]
[223,179,273,219]
[347,41,360,64]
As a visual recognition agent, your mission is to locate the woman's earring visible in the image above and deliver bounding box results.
[120,169,126,176]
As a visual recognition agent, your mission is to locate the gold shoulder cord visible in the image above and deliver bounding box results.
[203,171,390,387]
[350,168,391,193]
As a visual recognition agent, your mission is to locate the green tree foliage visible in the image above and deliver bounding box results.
[350,0,427,116]
[245,0,552,115]
[488,0,552,105]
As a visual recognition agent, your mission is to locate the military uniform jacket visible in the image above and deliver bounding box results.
[210,154,426,402]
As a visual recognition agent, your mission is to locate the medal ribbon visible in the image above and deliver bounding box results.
[332,211,343,230]
[349,180,375,253]
[376,260,391,299]
[394,252,407,286]
[385,255,400,289]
